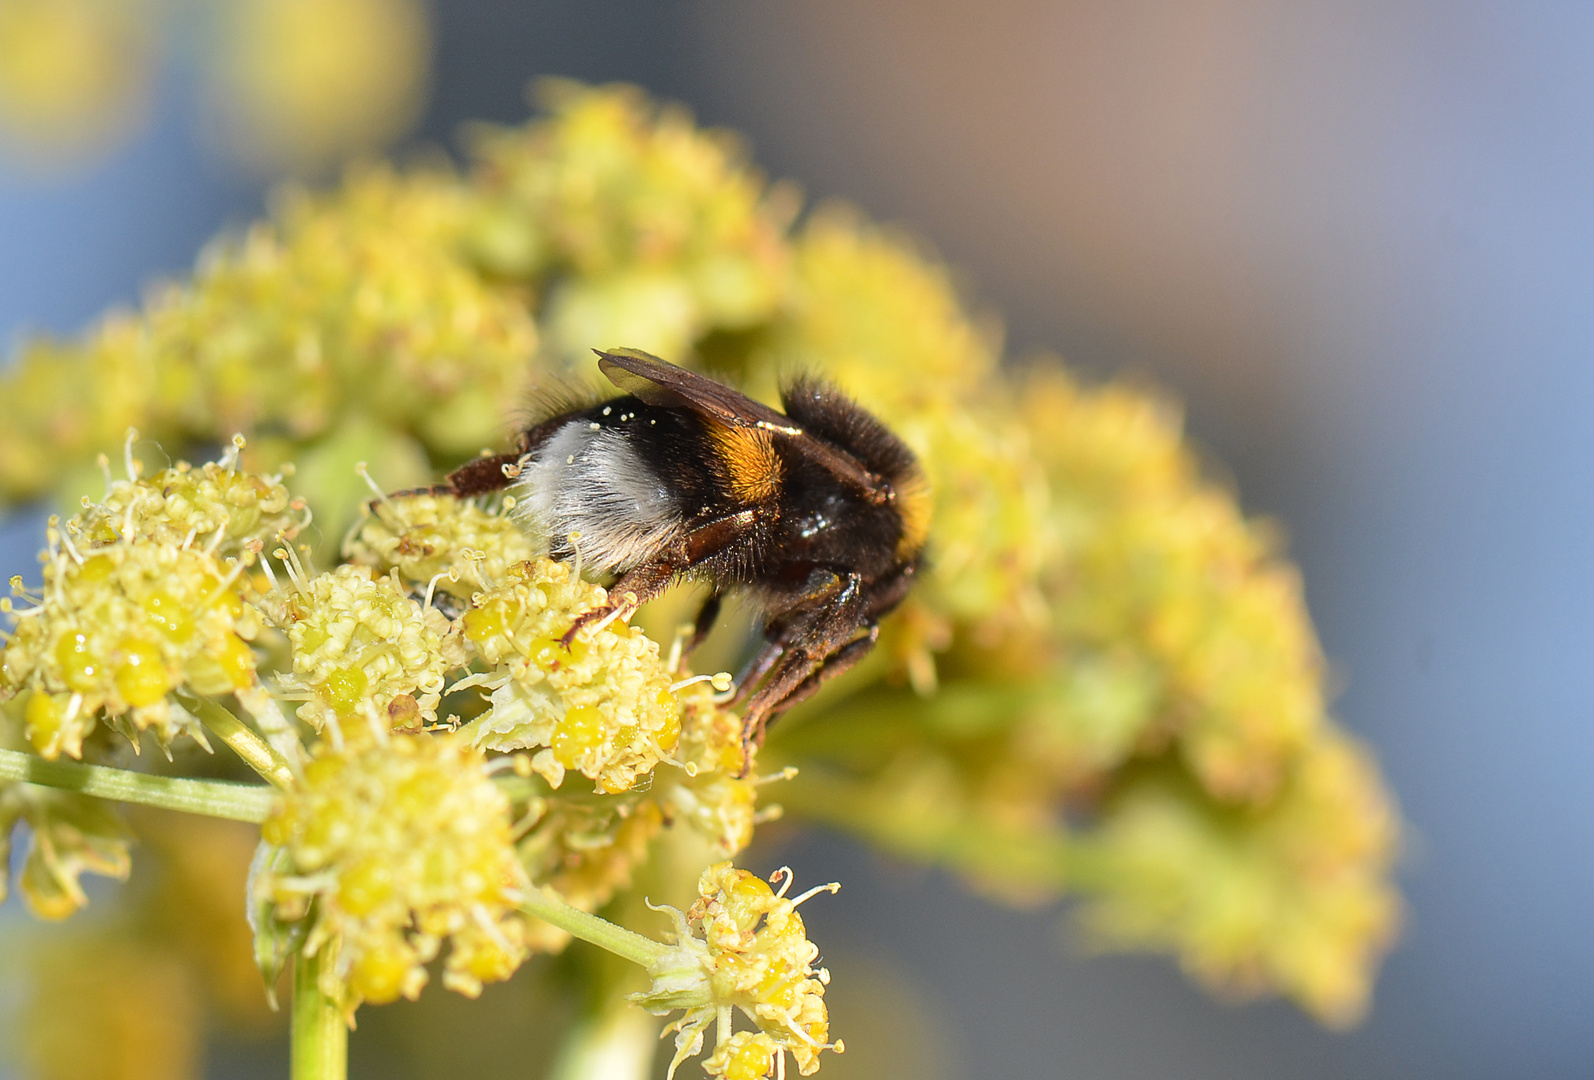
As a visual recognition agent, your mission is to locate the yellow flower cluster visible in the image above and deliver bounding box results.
[457,557,679,793]
[258,732,529,1006]
[0,456,286,756]
[0,0,155,162]
[0,164,537,513]
[768,356,1403,1022]
[0,776,132,920]
[513,678,762,952]
[203,0,431,175]
[16,813,274,1080]
[264,562,457,737]
[344,490,539,602]
[1022,368,1324,802]
[339,491,762,947]
[467,79,793,362]
[0,0,428,173]
[1074,730,1400,1027]
[635,863,841,1080]
[86,449,307,556]
[653,680,759,856]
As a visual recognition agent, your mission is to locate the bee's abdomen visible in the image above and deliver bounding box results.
[511,398,757,574]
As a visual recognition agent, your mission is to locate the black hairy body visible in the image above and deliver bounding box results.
[445,348,931,756]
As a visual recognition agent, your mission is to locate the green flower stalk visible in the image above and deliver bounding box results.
[0,78,1403,1080]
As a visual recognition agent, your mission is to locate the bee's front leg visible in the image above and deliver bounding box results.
[558,560,678,649]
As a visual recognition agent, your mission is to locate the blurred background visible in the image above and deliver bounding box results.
[2,1,1591,1077]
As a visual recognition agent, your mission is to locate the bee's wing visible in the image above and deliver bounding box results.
[595,348,889,500]
[596,348,798,432]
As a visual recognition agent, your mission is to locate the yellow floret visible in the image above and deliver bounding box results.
[2,526,260,757]
[344,491,539,600]
[266,563,457,735]
[259,732,529,1009]
[634,862,841,1080]
[457,558,679,793]
[466,81,793,362]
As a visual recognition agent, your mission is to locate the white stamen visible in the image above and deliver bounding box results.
[355,462,389,503]
[567,532,584,583]
[257,550,281,592]
[220,433,247,471]
[58,527,84,566]
[789,882,840,908]
[669,671,735,694]
[363,702,389,744]
[585,595,634,638]
[123,428,140,481]
[423,569,457,612]
[203,559,248,607]
[471,903,514,952]
[665,623,690,674]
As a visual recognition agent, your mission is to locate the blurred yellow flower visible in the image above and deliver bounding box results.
[201,0,431,174]
[0,0,154,165]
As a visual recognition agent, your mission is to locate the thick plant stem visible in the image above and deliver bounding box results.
[292,948,347,1080]
[181,692,296,788]
[0,746,274,822]
[519,885,667,968]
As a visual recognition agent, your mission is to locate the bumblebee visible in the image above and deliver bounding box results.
[446,348,931,753]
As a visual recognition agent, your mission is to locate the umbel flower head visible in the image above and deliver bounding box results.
[455,556,681,794]
[0,442,299,758]
[343,488,540,602]
[635,862,842,1080]
[258,730,530,1007]
[513,677,764,953]
[348,491,684,793]
[262,560,460,738]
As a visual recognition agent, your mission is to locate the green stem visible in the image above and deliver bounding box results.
[292,947,347,1080]
[0,747,274,823]
[181,692,296,788]
[519,886,667,968]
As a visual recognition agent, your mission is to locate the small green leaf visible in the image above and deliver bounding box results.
[247,839,308,1009]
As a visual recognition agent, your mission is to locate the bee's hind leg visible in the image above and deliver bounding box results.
[736,628,876,770]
